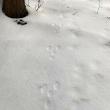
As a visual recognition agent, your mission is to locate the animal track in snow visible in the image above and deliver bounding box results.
[53,81,61,91]
[47,44,61,60]
[44,98,52,110]
[39,81,60,96]
[39,83,48,95]
[51,23,62,33]
[39,81,61,110]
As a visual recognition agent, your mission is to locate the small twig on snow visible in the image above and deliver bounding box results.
[35,0,44,12]
[97,0,101,14]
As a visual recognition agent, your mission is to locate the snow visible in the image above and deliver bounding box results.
[0,0,110,110]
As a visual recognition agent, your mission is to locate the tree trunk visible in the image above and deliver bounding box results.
[2,0,28,18]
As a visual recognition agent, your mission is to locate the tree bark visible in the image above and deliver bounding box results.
[2,0,28,18]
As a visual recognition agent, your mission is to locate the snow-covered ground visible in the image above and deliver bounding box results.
[0,0,110,110]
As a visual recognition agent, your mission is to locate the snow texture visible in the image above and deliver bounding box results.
[0,0,110,110]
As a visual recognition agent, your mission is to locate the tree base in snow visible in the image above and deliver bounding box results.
[2,0,28,18]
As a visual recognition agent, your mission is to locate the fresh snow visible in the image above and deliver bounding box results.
[0,0,110,110]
